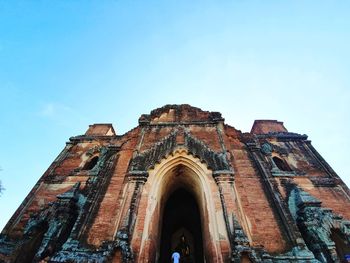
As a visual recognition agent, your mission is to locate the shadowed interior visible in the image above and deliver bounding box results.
[159,188,203,263]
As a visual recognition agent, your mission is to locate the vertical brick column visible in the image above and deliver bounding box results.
[115,173,148,262]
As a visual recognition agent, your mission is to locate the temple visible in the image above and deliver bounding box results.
[1,104,350,262]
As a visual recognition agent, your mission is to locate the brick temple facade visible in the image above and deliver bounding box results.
[1,104,350,262]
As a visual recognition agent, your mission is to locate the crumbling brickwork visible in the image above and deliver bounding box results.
[1,105,349,263]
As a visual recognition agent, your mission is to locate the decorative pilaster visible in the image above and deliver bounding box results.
[214,173,235,246]
[214,173,257,262]
[115,174,148,262]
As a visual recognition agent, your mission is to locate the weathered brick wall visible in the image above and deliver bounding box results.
[251,120,287,134]
[224,125,290,253]
[189,125,223,152]
[54,142,103,175]
[266,138,350,221]
[139,126,173,151]
[5,140,105,237]
[293,177,350,220]
[84,128,140,246]
[266,140,329,177]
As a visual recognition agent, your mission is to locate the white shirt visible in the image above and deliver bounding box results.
[172,252,180,263]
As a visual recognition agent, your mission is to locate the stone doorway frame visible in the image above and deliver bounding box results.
[132,148,230,262]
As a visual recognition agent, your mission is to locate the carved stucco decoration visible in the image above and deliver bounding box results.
[0,183,81,262]
[260,141,289,157]
[260,142,273,155]
[50,231,132,263]
[129,130,233,176]
[86,145,102,157]
[288,187,350,263]
[229,211,318,263]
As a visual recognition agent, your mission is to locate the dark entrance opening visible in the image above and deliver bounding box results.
[159,188,203,263]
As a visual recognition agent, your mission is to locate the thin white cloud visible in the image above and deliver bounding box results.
[40,103,55,117]
[39,102,73,118]
[38,102,88,128]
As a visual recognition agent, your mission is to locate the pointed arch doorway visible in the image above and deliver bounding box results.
[133,149,230,262]
[159,188,204,262]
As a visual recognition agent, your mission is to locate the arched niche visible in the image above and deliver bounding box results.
[82,155,99,170]
[133,148,229,262]
[272,156,292,172]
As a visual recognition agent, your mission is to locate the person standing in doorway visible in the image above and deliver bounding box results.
[172,251,180,263]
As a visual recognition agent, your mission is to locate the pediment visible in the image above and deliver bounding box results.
[129,130,233,176]
[138,104,224,125]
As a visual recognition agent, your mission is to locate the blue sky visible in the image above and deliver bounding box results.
[0,1,349,230]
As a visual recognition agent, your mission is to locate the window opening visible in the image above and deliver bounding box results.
[272,156,292,171]
[83,156,99,170]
